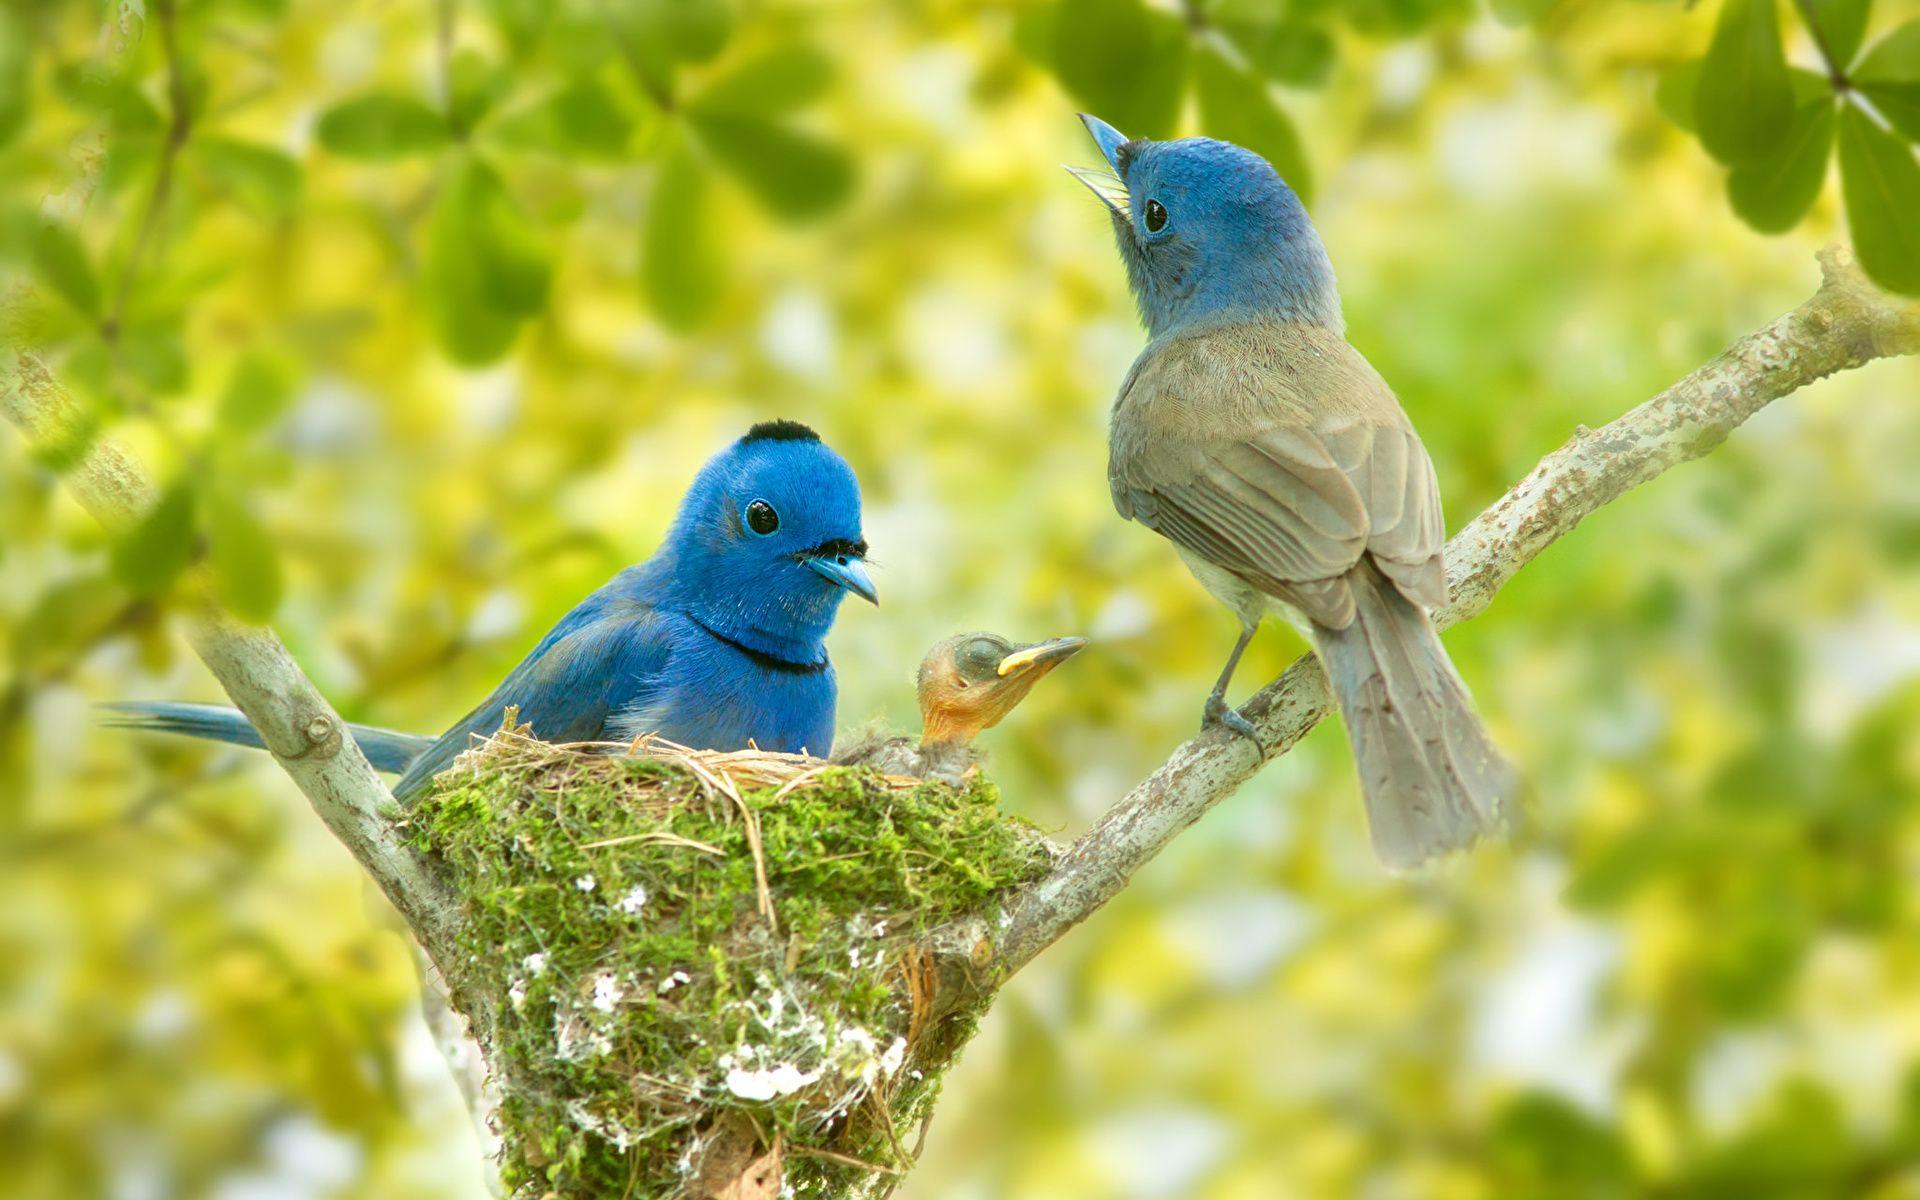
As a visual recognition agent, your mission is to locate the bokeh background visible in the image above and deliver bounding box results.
[5,0,1920,1196]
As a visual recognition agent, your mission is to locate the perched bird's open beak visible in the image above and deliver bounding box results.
[1065,113,1131,218]
[805,552,879,606]
[1080,113,1129,170]
[995,636,1088,677]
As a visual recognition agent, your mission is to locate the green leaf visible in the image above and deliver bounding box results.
[1855,20,1920,141]
[461,160,553,315]
[0,10,28,149]
[219,353,297,435]
[205,491,283,621]
[485,0,551,58]
[695,46,835,115]
[633,0,732,64]
[112,482,197,596]
[1727,99,1834,231]
[196,137,301,218]
[640,143,722,330]
[1489,1093,1634,1191]
[11,573,128,677]
[1487,0,1561,26]
[449,49,511,133]
[421,158,552,363]
[1683,1082,1851,1192]
[602,0,733,103]
[1194,46,1314,203]
[1047,0,1190,140]
[1656,59,1704,132]
[123,330,190,395]
[1695,0,1796,164]
[1669,59,1820,137]
[1799,0,1869,70]
[687,112,854,220]
[490,79,638,159]
[315,92,450,160]
[1837,104,1920,295]
[1345,0,1475,37]
[546,80,635,157]
[52,62,163,137]
[30,221,100,318]
[1213,9,1334,87]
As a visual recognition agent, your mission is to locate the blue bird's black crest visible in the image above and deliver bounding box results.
[741,420,820,444]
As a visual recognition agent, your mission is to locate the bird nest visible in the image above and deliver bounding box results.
[405,729,1057,1199]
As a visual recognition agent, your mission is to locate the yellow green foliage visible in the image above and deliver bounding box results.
[5,0,1920,1198]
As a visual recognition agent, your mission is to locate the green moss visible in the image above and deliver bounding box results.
[407,739,1053,1198]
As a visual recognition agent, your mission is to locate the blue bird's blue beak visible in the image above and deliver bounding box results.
[805,552,878,606]
[1079,114,1129,170]
[1066,114,1131,217]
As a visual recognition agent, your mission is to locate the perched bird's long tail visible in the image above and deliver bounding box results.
[1311,561,1513,869]
[101,701,434,775]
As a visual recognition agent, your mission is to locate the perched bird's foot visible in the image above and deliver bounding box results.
[1202,696,1265,754]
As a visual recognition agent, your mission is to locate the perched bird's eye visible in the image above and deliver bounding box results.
[745,500,780,535]
[1144,198,1168,233]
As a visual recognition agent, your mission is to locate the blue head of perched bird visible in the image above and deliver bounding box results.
[108,421,875,798]
[1069,116,1340,338]
[1073,115,1513,869]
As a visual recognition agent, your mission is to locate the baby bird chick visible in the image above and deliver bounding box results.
[835,632,1086,784]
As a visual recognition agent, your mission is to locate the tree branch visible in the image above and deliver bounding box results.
[993,246,1920,974]
[0,347,465,956]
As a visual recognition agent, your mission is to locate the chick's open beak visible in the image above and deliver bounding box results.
[996,636,1088,677]
[806,553,878,606]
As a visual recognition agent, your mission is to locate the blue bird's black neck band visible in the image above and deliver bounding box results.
[688,616,830,676]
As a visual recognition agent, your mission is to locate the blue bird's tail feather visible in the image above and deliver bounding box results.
[101,701,434,775]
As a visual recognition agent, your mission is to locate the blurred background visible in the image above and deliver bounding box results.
[4,0,1920,1196]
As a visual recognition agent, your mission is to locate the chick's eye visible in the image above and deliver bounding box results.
[1144,198,1168,233]
[745,500,779,535]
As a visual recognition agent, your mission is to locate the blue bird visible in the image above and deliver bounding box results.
[1072,115,1512,868]
[108,420,876,799]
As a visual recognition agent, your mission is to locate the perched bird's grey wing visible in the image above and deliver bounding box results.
[1108,321,1446,625]
[1318,418,1447,609]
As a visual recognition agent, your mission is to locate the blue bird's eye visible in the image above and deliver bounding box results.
[745,500,780,535]
[1144,198,1168,233]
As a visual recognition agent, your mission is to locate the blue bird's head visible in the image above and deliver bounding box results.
[664,421,875,655]
[1069,115,1341,339]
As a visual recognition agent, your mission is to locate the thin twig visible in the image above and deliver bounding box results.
[1790,0,1851,88]
[103,0,191,344]
[786,1145,905,1175]
[580,830,724,854]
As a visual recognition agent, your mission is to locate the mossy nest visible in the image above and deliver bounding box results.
[406,730,1057,1199]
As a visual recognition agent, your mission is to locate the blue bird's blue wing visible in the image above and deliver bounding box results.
[101,701,434,773]
[392,596,673,799]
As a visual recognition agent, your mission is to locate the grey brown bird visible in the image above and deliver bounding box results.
[1073,114,1512,868]
[834,633,1085,783]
